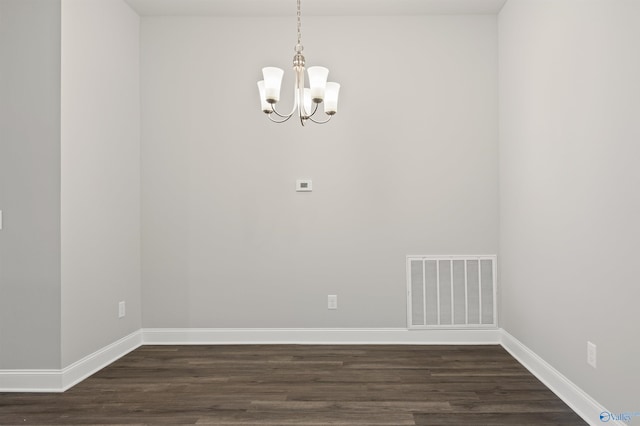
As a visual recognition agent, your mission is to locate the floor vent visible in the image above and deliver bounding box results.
[407,255,497,329]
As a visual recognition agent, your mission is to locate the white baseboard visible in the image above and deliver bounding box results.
[0,325,620,426]
[500,330,623,426]
[0,330,142,392]
[0,369,63,392]
[0,328,499,392]
[141,327,502,345]
[61,330,142,391]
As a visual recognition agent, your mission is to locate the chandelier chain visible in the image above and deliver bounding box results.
[296,0,302,46]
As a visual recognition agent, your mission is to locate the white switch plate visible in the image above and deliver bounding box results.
[118,301,126,318]
[587,341,597,368]
[296,180,312,192]
[328,295,337,310]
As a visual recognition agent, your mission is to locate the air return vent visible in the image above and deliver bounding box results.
[407,255,497,329]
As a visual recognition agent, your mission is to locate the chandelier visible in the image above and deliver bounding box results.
[257,0,341,126]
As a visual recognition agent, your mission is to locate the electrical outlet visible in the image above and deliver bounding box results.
[118,301,126,318]
[328,295,337,310]
[587,341,597,368]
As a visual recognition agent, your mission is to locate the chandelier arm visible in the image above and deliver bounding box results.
[296,67,306,125]
[307,102,319,118]
[298,95,305,126]
[270,103,296,119]
[267,113,294,124]
[307,113,334,125]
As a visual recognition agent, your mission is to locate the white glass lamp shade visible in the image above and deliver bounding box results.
[257,81,271,113]
[262,67,284,103]
[303,88,312,116]
[323,82,340,115]
[307,66,329,102]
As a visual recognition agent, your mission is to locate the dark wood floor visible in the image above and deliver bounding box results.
[0,345,587,425]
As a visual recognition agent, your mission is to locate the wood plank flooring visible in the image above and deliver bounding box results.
[0,345,587,425]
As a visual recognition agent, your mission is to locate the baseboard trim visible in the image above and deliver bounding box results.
[0,330,142,392]
[500,330,621,426]
[0,325,619,426]
[61,330,142,391]
[141,327,502,345]
[0,369,63,392]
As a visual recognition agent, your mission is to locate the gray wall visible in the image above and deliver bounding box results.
[499,0,640,413]
[60,0,141,367]
[0,0,62,369]
[141,15,499,327]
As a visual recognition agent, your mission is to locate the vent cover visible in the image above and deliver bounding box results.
[407,255,497,329]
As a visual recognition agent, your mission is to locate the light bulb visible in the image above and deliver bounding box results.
[303,88,312,116]
[324,82,340,115]
[262,67,284,103]
[307,66,329,102]
[257,81,271,113]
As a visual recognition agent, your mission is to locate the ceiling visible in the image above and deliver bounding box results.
[124,0,508,16]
